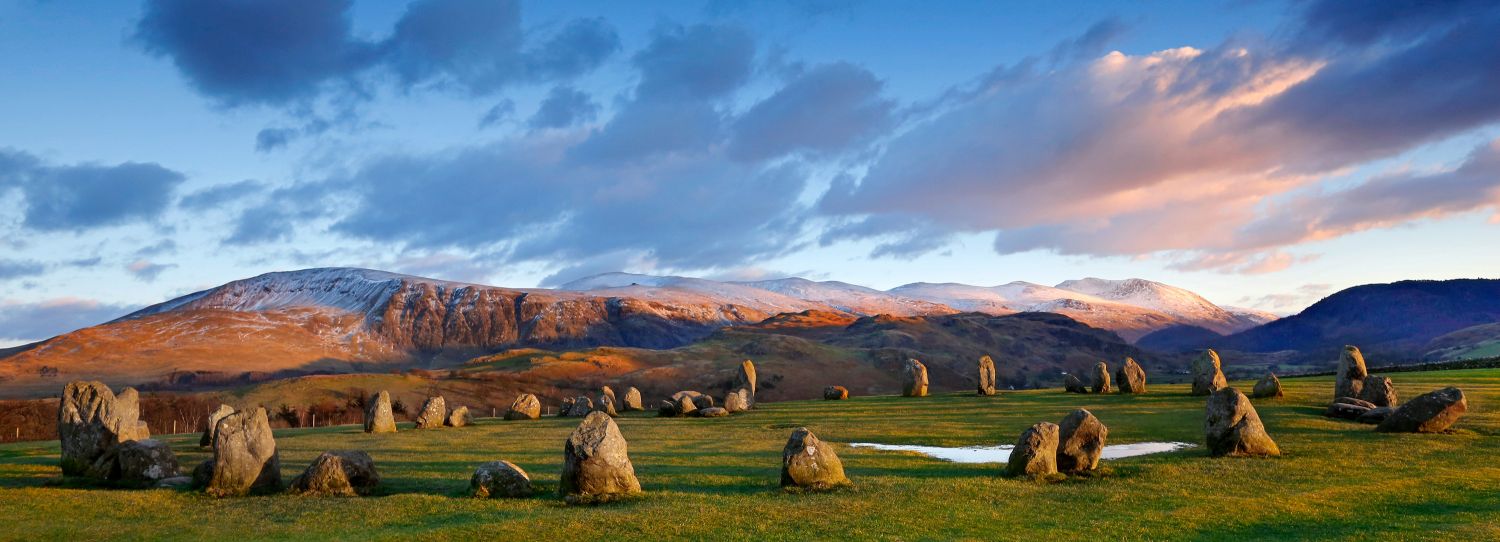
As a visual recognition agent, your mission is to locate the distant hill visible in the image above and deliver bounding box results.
[1216,279,1500,362]
[1137,325,1223,353]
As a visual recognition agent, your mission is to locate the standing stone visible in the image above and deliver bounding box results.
[673,395,698,417]
[566,396,595,417]
[202,403,237,445]
[364,392,397,434]
[559,397,575,418]
[1063,374,1088,394]
[1116,358,1147,394]
[58,381,145,477]
[1336,345,1369,401]
[737,359,758,398]
[115,439,180,486]
[1091,362,1111,394]
[415,396,447,429]
[1191,350,1228,396]
[1056,409,1108,474]
[601,386,617,406]
[560,412,641,503]
[1359,376,1397,407]
[692,395,716,410]
[1376,387,1466,433]
[204,407,281,497]
[505,394,541,420]
[723,390,749,413]
[1252,373,1283,399]
[621,387,644,411]
[288,450,380,497]
[824,386,849,400]
[597,394,619,417]
[446,406,472,427]
[470,460,533,498]
[902,359,929,397]
[780,427,850,489]
[977,355,997,396]
[1004,422,1059,478]
[1204,388,1279,457]
[657,400,679,417]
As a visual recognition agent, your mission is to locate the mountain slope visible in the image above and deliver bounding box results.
[1216,279,1500,360]
[735,277,955,316]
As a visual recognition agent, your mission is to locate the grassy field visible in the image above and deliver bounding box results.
[2,369,1498,541]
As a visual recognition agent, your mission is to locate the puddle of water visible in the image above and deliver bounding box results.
[846,441,1195,463]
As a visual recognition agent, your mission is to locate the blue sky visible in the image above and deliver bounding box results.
[2,0,1498,345]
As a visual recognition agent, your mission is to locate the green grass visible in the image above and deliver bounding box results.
[3,369,1499,541]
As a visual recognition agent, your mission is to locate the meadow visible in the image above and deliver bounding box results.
[2,369,1498,541]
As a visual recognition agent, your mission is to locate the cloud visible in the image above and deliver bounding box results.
[135,0,618,107]
[1048,17,1130,65]
[527,86,598,130]
[134,0,378,107]
[125,259,175,282]
[816,5,1500,273]
[1238,283,1333,313]
[0,260,45,280]
[178,180,268,211]
[478,99,516,129]
[223,181,340,245]
[0,298,139,344]
[728,62,895,162]
[0,149,185,232]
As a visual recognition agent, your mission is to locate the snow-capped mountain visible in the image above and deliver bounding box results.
[1052,278,1251,335]
[734,277,955,316]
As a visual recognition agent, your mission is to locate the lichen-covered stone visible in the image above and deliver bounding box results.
[415,396,447,429]
[723,389,750,413]
[364,392,396,434]
[115,439,180,486]
[1251,373,1282,399]
[505,394,541,420]
[565,396,594,417]
[737,359,757,399]
[1359,375,1397,407]
[823,386,849,400]
[1056,409,1108,473]
[1116,358,1147,394]
[621,387,644,411]
[977,355,997,396]
[204,407,281,497]
[1204,388,1279,457]
[1336,345,1369,401]
[1191,350,1227,396]
[597,394,619,417]
[697,407,729,418]
[470,460,533,498]
[560,412,641,503]
[780,427,849,489]
[1005,422,1059,478]
[1091,361,1111,394]
[902,359,929,397]
[1063,374,1088,394]
[203,403,237,445]
[57,381,144,477]
[1377,387,1466,433]
[288,450,379,497]
[446,406,472,427]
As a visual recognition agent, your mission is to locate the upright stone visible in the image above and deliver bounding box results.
[1360,375,1397,407]
[824,386,849,400]
[288,450,380,497]
[559,397,575,417]
[1116,357,1147,394]
[597,393,619,417]
[1336,345,1369,401]
[977,355,997,396]
[415,396,447,429]
[560,412,641,503]
[364,392,397,434]
[723,389,749,413]
[1056,409,1108,473]
[505,394,541,420]
[1204,388,1279,457]
[202,403,237,445]
[1063,374,1088,394]
[1004,422,1059,478]
[1191,350,1228,396]
[1377,387,1466,433]
[780,427,850,489]
[737,359,758,399]
[1252,372,1283,399]
[621,387,644,411]
[601,386,617,406]
[470,460,533,498]
[57,381,144,476]
[446,406,472,427]
[673,395,698,417]
[204,407,281,497]
[1091,361,1111,394]
[902,359,929,397]
[566,396,594,417]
